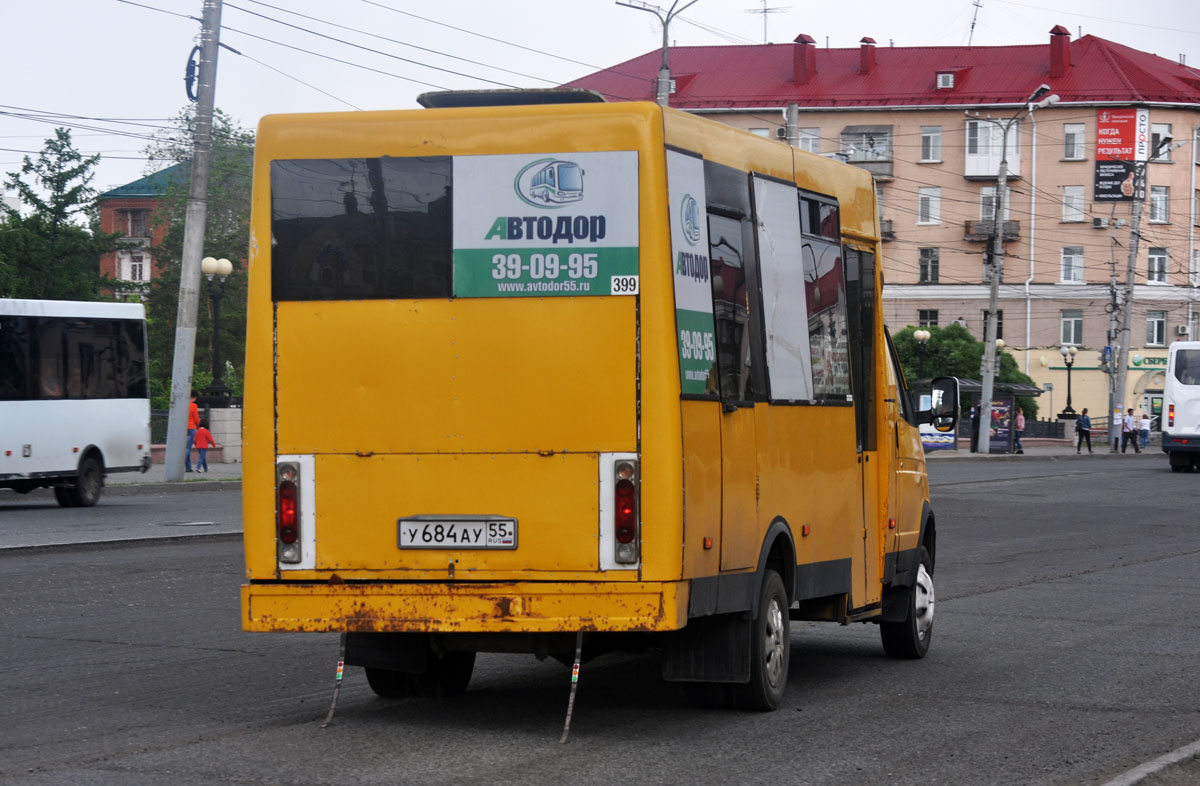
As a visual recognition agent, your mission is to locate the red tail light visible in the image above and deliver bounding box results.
[613,460,639,564]
[1169,404,1175,428]
[277,462,302,563]
[278,481,298,543]
[615,479,636,543]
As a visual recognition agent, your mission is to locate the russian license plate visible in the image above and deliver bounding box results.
[397,518,517,549]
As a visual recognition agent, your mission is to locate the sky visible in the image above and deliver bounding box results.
[1,0,1197,197]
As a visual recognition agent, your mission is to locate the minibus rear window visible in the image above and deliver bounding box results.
[270,157,452,301]
[1175,349,1200,385]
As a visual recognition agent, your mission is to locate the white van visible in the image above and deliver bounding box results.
[1161,341,1200,472]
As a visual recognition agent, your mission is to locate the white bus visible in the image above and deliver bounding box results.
[0,299,151,506]
[1162,340,1200,472]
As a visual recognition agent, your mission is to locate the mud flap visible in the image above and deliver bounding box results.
[661,614,751,683]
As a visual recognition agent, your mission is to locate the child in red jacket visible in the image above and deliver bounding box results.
[193,420,217,473]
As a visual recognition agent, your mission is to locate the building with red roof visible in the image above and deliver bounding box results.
[567,27,1200,421]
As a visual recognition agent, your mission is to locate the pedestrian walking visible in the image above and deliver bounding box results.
[1014,408,1025,454]
[1122,407,1141,453]
[193,419,216,473]
[186,390,199,472]
[1140,412,1151,450]
[1076,408,1093,453]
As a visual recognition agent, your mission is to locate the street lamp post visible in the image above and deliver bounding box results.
[914,329,930,379]
[971,84,1060,457]
[1059,343,1078,418]
[200,256,233,401]
[615,0,700,107]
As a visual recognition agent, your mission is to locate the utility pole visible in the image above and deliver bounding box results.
[784,102,799,147]
[164,0,224,482]
[1110,136,1185,452]
[616,0,700,106]
[972,84,1059,456]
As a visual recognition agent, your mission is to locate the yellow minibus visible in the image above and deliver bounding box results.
[240,91,958,711]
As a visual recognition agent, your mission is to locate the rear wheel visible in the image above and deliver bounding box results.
[68,455,103,507]
[881,546,935,659]
[365,667,413,699]
[732,569,789,711]
[54,486,76,507]
[409,650,476,697]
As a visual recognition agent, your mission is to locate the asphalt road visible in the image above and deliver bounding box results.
[0,456,1197,785]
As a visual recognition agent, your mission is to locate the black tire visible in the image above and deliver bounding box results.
[409,651,476,697]
[68,455,103,507]
[732,570,789,711]
[365,667,413,699]
[881,545,935,659]
[54,486,76,508]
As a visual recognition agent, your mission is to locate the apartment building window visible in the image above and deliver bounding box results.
[748,128,771,138]
[1192,248,1200,288]
[875,183,885,220]
[918,248,939,283]
[121,209,148,238]
[130,254,146,282]
[1191,311,1200,341]
[980,186,1009,220]
[798,128,820,153]
[1061,246,1084,282]
[1151,124,1172,161]
[1149,186,1169,223]
[1148,247,1168,283]
[1147,310,1166,346]
[918,309,938,327]
[1061,310,1083,345]
[1063,123,1086,160]
[965,119,1019,177]
[982,309,1004,341]
[840,127,891,162]
[917,187,941,224]
[1062,186,1085,222]
[920,126,942,162]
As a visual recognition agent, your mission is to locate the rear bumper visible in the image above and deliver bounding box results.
[1161,433,1200,453]
[241,580,688,634]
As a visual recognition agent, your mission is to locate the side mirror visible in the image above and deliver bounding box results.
[919,376,960,432]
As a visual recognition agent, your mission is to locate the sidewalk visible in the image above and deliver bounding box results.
[927,438,1166,460]
[106,460,242,491]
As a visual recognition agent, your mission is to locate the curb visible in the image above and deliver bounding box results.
[1098,737,1200,786]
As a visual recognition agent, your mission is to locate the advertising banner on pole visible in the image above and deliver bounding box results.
[1094,108,1149,202]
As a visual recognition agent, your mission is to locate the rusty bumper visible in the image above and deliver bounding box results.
[241,580,688,633]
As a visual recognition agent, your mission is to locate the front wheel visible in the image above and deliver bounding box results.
[365,667,413,699]
[733,569,789,711]
[881,545,935,659]
[54,486,75,508]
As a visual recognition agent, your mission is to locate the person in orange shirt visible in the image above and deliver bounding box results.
[193,419,216,473]
[186,390,200,472]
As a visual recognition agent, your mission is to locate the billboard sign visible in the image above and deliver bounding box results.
[1094,108,1149,201]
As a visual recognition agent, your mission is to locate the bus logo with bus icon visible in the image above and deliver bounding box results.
[515,158,585,208]
[680,194,701,245]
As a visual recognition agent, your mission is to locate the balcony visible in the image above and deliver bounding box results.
[880,219,895,241]
[963,220,1020,242]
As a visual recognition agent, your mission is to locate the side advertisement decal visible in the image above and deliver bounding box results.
[666,150,717,395]
[452,152,639,297]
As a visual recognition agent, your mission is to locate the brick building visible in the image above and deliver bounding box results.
[567,27,1200,418]
[97,163,186,294]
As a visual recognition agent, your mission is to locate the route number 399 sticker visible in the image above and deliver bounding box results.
[611,275,639,294]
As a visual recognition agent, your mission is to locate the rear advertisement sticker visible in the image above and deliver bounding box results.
[667,150,717,395]
[452,152,639,297]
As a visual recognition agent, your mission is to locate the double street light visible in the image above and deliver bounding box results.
[200,256,233,401]
[971,84,1060,457]
[914,329,931,378]
[1059,344,1078,418]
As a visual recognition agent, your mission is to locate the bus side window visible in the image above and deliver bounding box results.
[0,316,32,401]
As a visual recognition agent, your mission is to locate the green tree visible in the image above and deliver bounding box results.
[891,323,1040,418]
[141,108,254,406]
[0,128,115,299]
